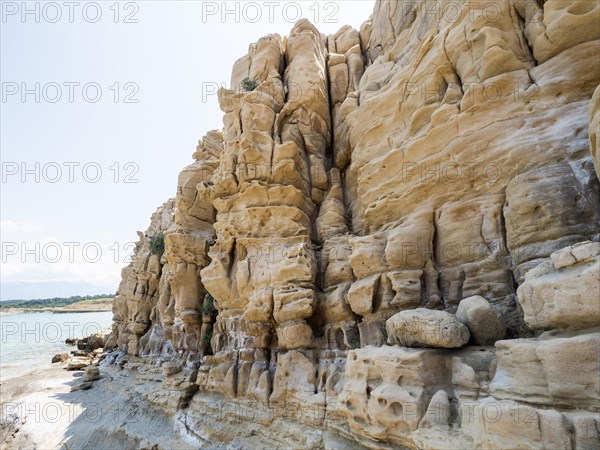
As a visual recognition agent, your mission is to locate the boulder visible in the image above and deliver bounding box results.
[67,357,90,371]
[83,366,100,382]
[456,296,506,345]
[77,333,105,352]
[51,353,68,363]
[386,308,470,348]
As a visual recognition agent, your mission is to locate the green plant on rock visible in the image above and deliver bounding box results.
[150,232,165,257]
[241,77,258,92]
[349,334,361,349]
[202,327,213,348]
[381,323,388,345]
[202,293,217,318]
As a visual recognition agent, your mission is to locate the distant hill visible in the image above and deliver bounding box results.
[0,294,114,310]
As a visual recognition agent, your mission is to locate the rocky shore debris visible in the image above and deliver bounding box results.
[64,331,107,352]
[71,365,101,392]
[54,330,111,391]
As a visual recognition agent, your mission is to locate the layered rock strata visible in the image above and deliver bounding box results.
[106,1,600,448]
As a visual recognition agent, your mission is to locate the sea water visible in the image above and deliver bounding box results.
[0,311,113,381]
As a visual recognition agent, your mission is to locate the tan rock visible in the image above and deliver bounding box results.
[347,274,379,316]
[517,241,600,331]
[490,332,600,411]
[270,350,319,406]
[462,397,571,450]
[83,366,100,382]
[518,0,600,63]
[276,322,313,350]
[387,270,423,310]
[386,308,470,349]
[456,296,506,345]
[51,353,68,363]
[504,163,600,268]
[418,389,451,429]
[340,346,447,447]
[66,357,90,371]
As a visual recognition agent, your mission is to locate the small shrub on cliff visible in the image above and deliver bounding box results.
[349,335,361,349]
[202,293,217,318]
[241,77,258,92]
[150,232,165,257]
[202,327,213,349]
[381,323,388,345]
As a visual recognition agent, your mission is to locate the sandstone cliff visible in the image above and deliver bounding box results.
[106,2,600,448]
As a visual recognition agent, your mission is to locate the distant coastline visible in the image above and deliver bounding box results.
[0,297,114,315]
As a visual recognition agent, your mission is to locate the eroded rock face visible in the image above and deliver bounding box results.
[490,332,600,411]
[107,1,600,448]
[340,346,448,447]
[110,133,222,359]
[517,241,600,331]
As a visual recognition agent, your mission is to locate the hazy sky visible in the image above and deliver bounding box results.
[0,1,375,300]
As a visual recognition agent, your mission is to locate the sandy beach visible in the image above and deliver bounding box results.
[1,365,83,449]
[0,360,194,450]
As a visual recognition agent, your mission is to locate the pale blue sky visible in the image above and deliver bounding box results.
[0,1,374,300]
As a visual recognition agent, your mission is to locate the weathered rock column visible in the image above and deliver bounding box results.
[109,200,175,355]
[162,133,220,358]
[138,133,221,359]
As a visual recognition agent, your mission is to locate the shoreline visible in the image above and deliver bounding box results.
[0,364,84,449]
[0,358,194,450]
[0,302,113,316]
[0,308,112,315]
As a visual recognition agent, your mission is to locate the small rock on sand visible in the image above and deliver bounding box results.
[70,381,93,392]
[84,366,100,382]
[51,353,68,363]
[67,357,90,370]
